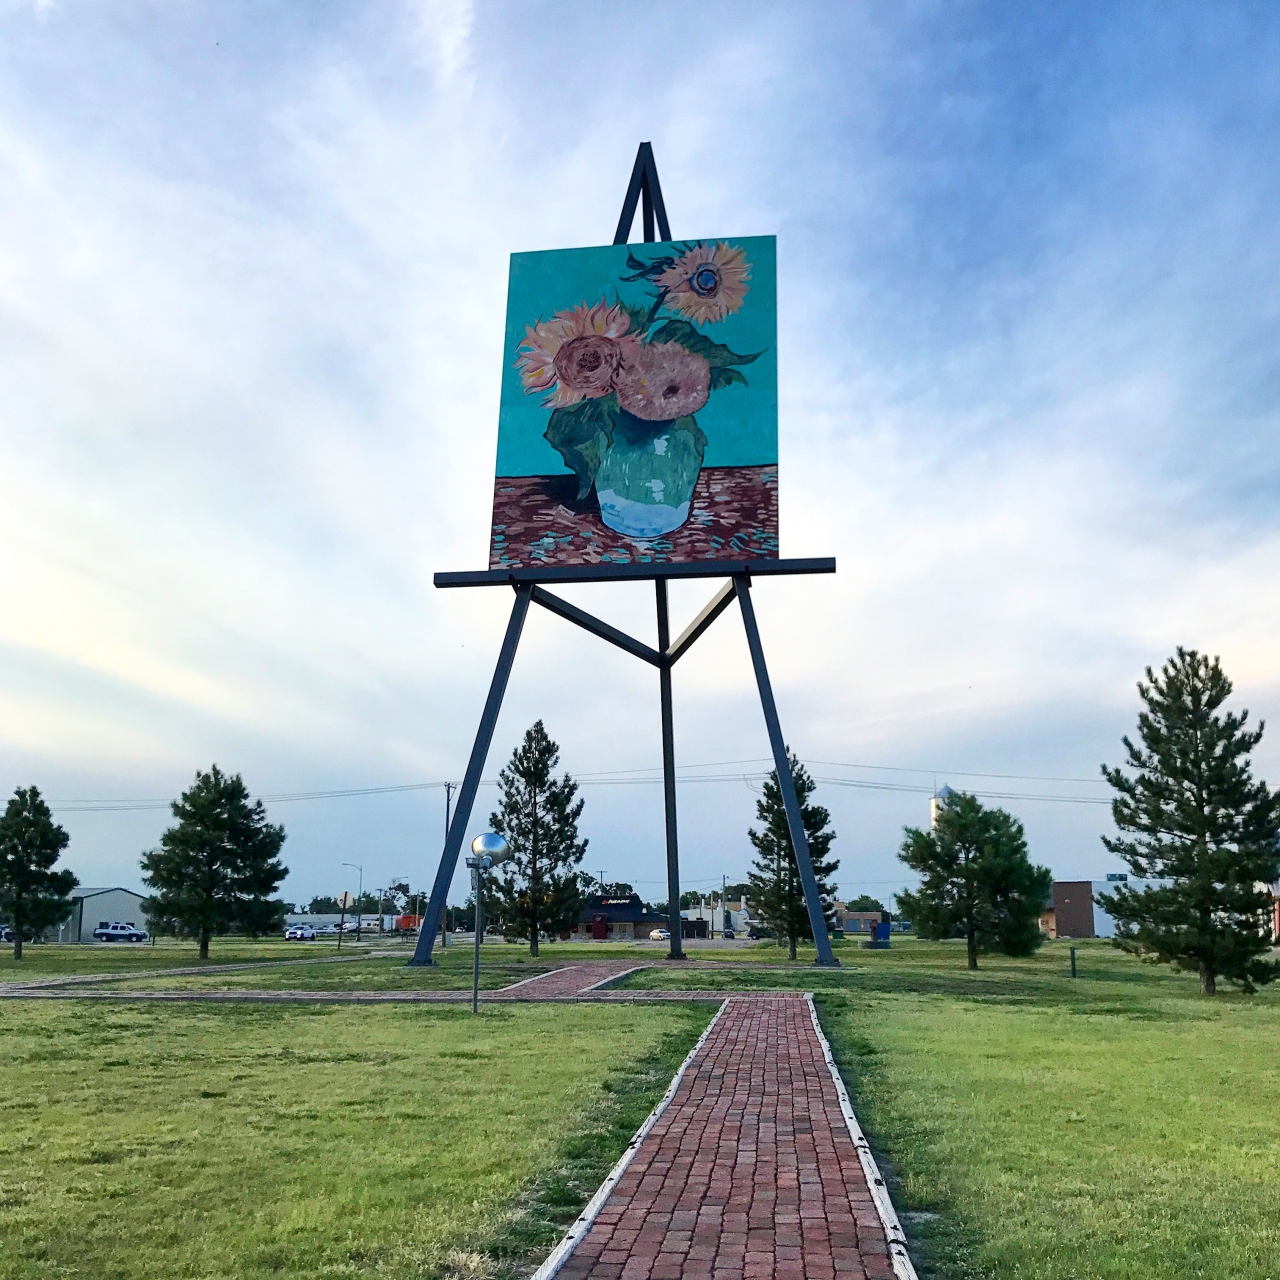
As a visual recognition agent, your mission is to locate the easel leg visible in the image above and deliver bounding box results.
[734,575,839,967]
[409,584,533,966]
[656,580,684,960]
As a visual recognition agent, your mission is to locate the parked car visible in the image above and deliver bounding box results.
[0,926,12,943]
[722,928,736,940]
[747,927,774,940]
[93,922,148,943]
[284,925,317,941]
[649,928,671,941]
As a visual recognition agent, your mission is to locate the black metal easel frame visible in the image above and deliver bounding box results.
[409,145,839,968]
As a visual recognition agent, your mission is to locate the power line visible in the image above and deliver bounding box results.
[48,768,1112,813]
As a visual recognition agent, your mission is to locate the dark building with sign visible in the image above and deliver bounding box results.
[1039,881,1097,939]
[573,893,669,941]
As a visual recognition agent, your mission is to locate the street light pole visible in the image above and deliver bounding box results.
[471,867,483,1014]
[466,833,511,1014]
[343,862,363,941]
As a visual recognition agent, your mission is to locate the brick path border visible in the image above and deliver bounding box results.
[804,996,916,1280]
[531,994,918,1280]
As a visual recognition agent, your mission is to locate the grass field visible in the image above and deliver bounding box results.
[0,939,370,979]
[12,935,1280,1278]
[0,999,709,1279]
[101,955,555,992]
[621,937,1280,1279]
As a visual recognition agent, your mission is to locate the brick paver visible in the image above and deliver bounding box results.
[558,995,895,1280]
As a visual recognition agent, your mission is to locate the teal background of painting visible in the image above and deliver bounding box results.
[494,236,777,477]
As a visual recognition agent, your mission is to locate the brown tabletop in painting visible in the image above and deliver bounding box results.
[490,466,778,569]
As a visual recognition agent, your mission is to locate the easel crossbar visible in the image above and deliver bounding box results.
[436,557,836,589]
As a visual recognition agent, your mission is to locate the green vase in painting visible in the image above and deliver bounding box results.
[594,412,707,540]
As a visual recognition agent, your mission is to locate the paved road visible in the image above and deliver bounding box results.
[555,995,905,1280]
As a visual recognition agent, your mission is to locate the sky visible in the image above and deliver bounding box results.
[2,0,1280,911]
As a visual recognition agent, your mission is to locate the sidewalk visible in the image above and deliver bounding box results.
[557,995,899,1280]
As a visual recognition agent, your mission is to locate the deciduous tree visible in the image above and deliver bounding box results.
[488,721,587,956]
[847,894,885,912]
[0,786,77,960]
[142,766,287,958]
[896,792,1050,969]
[1097,648,1280,995]
[746,753,839,960]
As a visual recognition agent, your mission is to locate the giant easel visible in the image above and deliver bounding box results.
[409,144,839,968]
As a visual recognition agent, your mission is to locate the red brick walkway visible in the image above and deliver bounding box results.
[556,995,900,1280]
[499,961,648,996]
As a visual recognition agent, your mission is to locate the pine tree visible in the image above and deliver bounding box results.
[488,721,587,956]
[0,787,78,959]
[896,792,1050,969]
[746,753,839,960]
[141,766,288,958]
[1096,648,1280,995]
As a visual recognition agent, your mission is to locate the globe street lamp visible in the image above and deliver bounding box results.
[465,833,511,1013]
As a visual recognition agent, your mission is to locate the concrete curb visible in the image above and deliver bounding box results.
[528,997,730,1280]
[804,993,918,1280]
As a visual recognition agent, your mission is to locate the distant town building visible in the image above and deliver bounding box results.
[1038,881,1096,939]
[573,894,668,941]
[930,785,957,830]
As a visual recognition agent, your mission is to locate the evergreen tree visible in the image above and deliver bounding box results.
[488,721,587,956]
[896,792,1050,969]
[0,787,78,959]
[1096,648,1280,995]
[746,753,839,960]
[142,766,287,958]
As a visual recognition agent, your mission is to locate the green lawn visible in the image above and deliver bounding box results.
[52,942,654,991]
[0,939,370,979]
[620,937,1280,1279]
[0,999,708,1279]
[101,956,545,992]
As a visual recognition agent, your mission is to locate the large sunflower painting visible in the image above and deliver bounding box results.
[490,236,777,568]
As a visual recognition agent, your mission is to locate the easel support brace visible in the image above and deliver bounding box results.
[408,559,839,968]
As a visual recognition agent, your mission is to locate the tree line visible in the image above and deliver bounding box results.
[0,765,288,960]
[3,647,1274,988]
[895,647,1280,994]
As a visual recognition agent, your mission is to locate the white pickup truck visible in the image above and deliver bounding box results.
[92,921,148,943]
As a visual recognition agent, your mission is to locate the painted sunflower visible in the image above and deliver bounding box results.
[656,242,750,325]
[614,342,711,421]
[516,299,641,407]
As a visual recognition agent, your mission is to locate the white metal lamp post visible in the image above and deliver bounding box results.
[465,833,511,1013]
